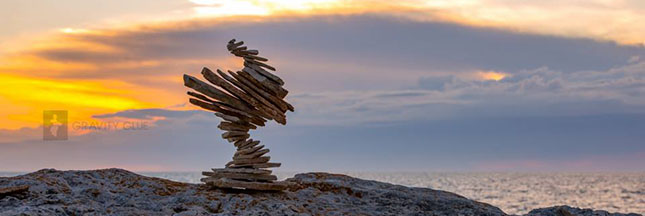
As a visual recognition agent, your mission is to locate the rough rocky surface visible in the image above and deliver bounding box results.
[525,206,641,216]
[0,169,640,216]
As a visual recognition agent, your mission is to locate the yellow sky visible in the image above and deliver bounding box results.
[1,0,643,130]
[0,72,163,129]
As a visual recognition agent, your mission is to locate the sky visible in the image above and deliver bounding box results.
[0,0,644,172]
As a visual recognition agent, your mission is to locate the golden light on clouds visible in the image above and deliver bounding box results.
[192,0,270,16]
[0,73,158,129]
[60,28,93,34]
[478,71,507,81]
[425,0,645,45]
[0,24,211,130]
[186,0,645,45]
[190,0,344,17]
[0,55,96,74]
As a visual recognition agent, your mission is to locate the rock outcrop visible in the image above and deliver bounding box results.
[525,206,641,216]
[1,169,641,216]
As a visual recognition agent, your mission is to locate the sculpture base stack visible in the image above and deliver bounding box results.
[184,39,295,191]
[200,125,290,191]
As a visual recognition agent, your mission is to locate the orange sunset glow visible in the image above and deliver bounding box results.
[478,71,507,81]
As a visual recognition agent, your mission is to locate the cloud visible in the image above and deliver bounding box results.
[418,75,458,91]
[6,14,644,90]
[0,127,43,143]
[2,13,644,128]
[10,14,645,78]
[182,0,645,45]
[93,108,204,120]
[2,107,644,172]
[286,59,645,125]
[3,13,642,130]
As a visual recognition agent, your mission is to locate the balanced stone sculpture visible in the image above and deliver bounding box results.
[183,39,294,191]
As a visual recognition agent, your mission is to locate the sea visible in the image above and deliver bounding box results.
[2,172,643,215]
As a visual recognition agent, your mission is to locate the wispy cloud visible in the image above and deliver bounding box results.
[93,108,203,120]
[289,60,645,125]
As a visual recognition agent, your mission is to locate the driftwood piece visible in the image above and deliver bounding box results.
[238,69,288,99]
[238,140,261,150]
[234,145,264,156]
[183,74,255,114]
[217,70,283,121]
[244,61,283,85]
[234,149,270,160]
[211,168,271,175]
[202,172,277,181]
[202,67,277,120]
[232,71,293,113]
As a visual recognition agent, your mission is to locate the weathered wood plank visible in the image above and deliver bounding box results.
[202,172,277,181]
[183,74,255,114]
[210,168,271,175]
[202,67,275,120]
[244,61,283,85]
[234,149,269,160]
[233,71,294,113]
[219,70,285,123]
[234,145,264,156]
[238,69,288,99]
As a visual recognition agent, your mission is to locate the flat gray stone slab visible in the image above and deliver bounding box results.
[202,172,277,181]
[202,178,291,191]
[210,168,272,175]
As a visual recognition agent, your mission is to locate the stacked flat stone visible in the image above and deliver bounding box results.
[183,39,293,191]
